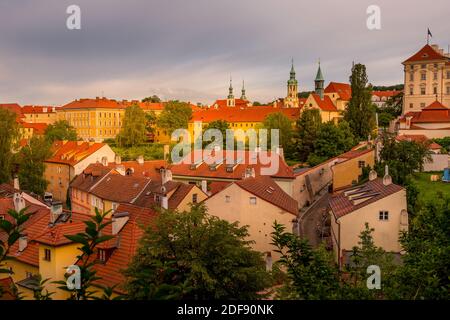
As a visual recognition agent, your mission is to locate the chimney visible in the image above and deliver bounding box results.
[112,212,129,235]
[163,145,170,161]
[50,201,63,223]
[13,193,26,212]
[115,155,121,164]
[161,196,169,209]
[18,235,28,252]
[13,175,20,190]
[369,169,378,181]
[382,165,392,186]
[137,155,144,165]
[201,180,208,194]
[244,167,256,178]
[101,156,108,166]
[161,169,172,185]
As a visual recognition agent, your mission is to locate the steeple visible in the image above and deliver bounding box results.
[286,58,299,107]
[314,60,325,99]
[240,80,247,100]
[227,77,235,107]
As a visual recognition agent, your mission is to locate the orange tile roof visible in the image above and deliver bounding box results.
[21,122,48,135]
[210,99,250,109]
[396,134,442,150]
[45,141,107,166]
[89,173,151,203]
[235,176,298,215]
[22,105,58,114]
[324,82,352,101]
[191,107,300,123]
[330,178,404,219]
[403,44,450,63]
[372,90,402,98]
[170,149,295,180]
[107,160,167,180]
[401,101,450,124]
[311,94,338,112]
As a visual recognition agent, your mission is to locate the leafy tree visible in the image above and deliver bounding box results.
[32,276,54,300]
[344,63,376,140]
[377,112,394,129]
[124,204,270,300]
[16,136,52,195]
[117,104,147,147]
[145,111,157,136]
[55,208,114,300]
[376,132,431,185]
[157,100,192,137]
[294,109,322,162]
[263,112,293,154]
[142,95,161,103]
[271,222,341,299]
[44,120,77,143]
[382,91,403,117]
[432,137,450,153]
[392,196,450,300]
[0,109,20,184]
[203,120,231,148]
[0,208,31,299]
[307,121,355,166]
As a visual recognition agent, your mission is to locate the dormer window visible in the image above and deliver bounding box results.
[98,249,107,263]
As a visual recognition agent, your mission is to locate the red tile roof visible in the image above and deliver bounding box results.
[311,94,338,112]
[324,82,352,101]
[170,149,295,180]
[401,101,450,124]
[211,99,250,109]
[403,44,449,63]
[329,178,404,219]
[191,108,301,123]
[107,160,167,180]
[234,176,298,215]
[21,122,48,135]
[45,141,107,166]
[89,173,151,203]
[22,106,58,114]
[396,134,442,150]
[372,90,402,98]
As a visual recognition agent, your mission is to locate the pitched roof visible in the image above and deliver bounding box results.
[191,107,300,123]
[402,101,450,124]
[45,141,107,166]
[89,173,151,203]
[324,82,352,101]
[234,176,298,215]
[403,44,449,63]
[170,149,295,180]
[210,99,250,109]
[396,134,442,150]
[21,122,48,135]
[107,160,167,180]
[22,106,58,114]
[329,178,404,219]
[70,163,114,192]
[372,90,402,98]
[311,94,338,112]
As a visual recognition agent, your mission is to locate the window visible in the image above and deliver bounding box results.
[249,197,257,205]
[447,71,450,79]
[225,195,231,203]
[409,87,414,95]
[421,64,426,69]
[420,87,426,95]
[358,160,365,168]
[447,86,450,95]
[434,72,438,80]
[433,86,438,95]
[421,73,426,81]
[379,211,389,221]
[98,249,106,263]
[409,73,414,81]
[192,193,198,204]
[44,249,51,261]
[421,103,426,108]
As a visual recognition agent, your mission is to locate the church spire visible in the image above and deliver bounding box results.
[228,77,234,99]
[315,60,325,99]
[240,80,247,100]
[286,58,299,108]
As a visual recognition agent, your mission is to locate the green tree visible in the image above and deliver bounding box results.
[203,120,231,148]
[157,100,192,137]
[0,208,31,299]
[271,222,341,299]
[344,63,376,140]
[16,136,52,195]
[0,109,20,184]
[55,208,114,300]
[124,204,270,300]
[142,95,161,103]
[145,111,157,136]
[31,276,54,300]
[44,120,77,143]
[376,132,431,185]
[392,196,450,300]
[294,109,322,162]
[263,112,293,154]
[377,112,394,128]
[307,121,355,166]
[117,104,147,147]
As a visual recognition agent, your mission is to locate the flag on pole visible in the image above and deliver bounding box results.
[427,28,433,44]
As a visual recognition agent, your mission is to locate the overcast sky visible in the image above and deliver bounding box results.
[0,0,449,106]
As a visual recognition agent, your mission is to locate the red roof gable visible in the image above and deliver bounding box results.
[403,44,449,63]
[45,141,107,166]
[324,82,352,101]
[311,94,338,112]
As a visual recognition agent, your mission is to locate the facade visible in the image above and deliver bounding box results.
[398,100,450,138]
[402,44,450,113]
[324,82,351,111]
[22,105,58,124]
[203,175,298,264]
[372,91,402,108]
[329,171,408,267]
[44,141,116,203]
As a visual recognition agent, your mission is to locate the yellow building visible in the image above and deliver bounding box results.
[324,82,351,112]
[22,106,58,125]
[402,43,450,113]
[329,169,408,268]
